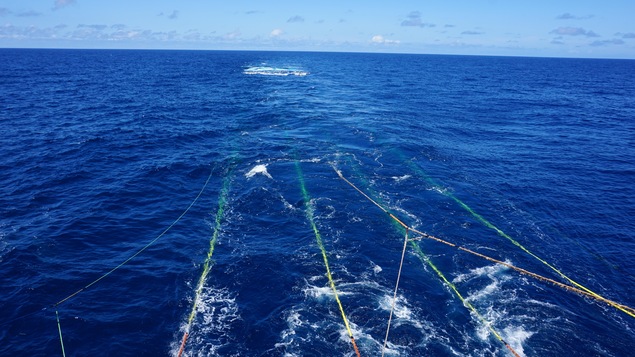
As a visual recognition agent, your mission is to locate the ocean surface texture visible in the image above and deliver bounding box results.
[1,49,634,356]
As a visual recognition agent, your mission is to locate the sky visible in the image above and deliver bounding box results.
[1,1,634,58]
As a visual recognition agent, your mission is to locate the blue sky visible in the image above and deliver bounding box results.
[1,0,634,58]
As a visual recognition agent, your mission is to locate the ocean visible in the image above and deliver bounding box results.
[0,49,634,356]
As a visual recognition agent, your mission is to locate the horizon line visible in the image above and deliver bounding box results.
[2,46,634,61]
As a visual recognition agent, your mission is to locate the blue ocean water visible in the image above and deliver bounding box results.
[1,49,634,356]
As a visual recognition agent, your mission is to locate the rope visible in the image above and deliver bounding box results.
[455,244,635,318]
[409,232,635,317]
[296,162,362,357]
[406,220,635,317]
[335,166,520,356]
[46,166,215,357]
[403,159,614,309]
[381,228,409,357]
[55,310,66,357]
[334,166,635,318]
[177,169,233,357]
[53,166,216,308]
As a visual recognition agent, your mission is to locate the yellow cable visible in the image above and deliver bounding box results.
[296,162,362,357]
[177,170,233,357]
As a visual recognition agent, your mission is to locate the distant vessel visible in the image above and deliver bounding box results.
[243,66,308,76]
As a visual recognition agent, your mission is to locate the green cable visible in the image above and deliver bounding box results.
[55,310,66,357]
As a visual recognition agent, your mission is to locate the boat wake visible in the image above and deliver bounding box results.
[244,66,309,76]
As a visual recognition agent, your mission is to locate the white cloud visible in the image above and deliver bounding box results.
[17,11,42,17]
[270,28,283,37]
[550,27,599,37]
[183,30,203,41]
[287,15,304,23]
[401,11,435,28]
[371,35,399,45]
[590,39,625,47]
[556,13,593,20]
[0,22,219,44]
[224,30,241,40]
[78,24,107,31]
[53,0,76,11]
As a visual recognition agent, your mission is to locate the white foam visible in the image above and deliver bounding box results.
[337,318,409,356]
[278,192,297,211]
[466,281,499,303]
[304,285,333,300]
[276,270,442,356]
[391,205,421,227]
[300,157,321,163]
[378,294,422,329]
[243,66,309,76]
[245,164,272,179]
[172,287,240,357]
[452,262,509,284]
[276,311,303,347]
[275,305,331,355]
[391,174,412,182]
[430,186,449,194]
[452,262,534,356]
[502,326,534,357]
[275,308,301,351]
[303,284,353,300]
